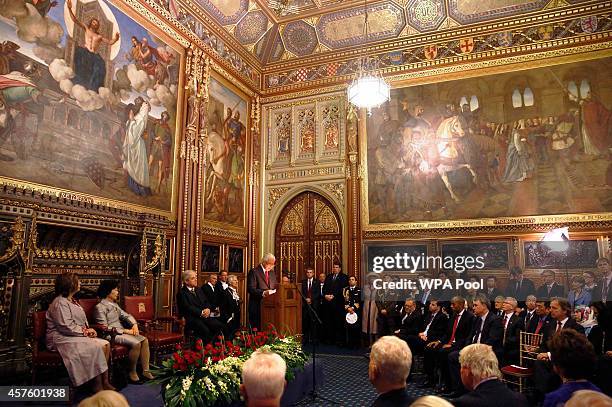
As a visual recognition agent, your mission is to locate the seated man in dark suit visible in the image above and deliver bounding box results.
[202,273,221,316]
[453,343,528,407]
[369,336,415,407]
[536,270,565,300]
[409,299,448,357]
[527,299,551,334]
[394,299,422,343]
[534,297,586,400]
[447,293,503,397]
[501,296,522,365]
[429,296,475,392]
[177,270,226,344]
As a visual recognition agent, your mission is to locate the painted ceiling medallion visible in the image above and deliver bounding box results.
[236,10,269,44]
[283,20,318,56]
[406,0,446,31]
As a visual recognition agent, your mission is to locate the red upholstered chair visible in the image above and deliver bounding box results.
[79,298,130,365]
[123,296,183,362]
[31,311,67,385]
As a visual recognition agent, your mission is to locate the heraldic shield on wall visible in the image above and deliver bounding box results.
[0,0,183,215]
[363,56,612,228]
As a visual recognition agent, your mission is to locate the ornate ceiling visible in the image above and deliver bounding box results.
[162,0,609,93]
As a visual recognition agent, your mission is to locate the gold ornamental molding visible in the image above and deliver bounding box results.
[267,165,346,184]
[144,234,165,273]
[201,226,248,242]
[322,183,345,206]
[0,216,26,263]
[268,187,291,211]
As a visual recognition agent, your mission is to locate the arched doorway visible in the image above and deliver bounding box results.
[274,191,342,283]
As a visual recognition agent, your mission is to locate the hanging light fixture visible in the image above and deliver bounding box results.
[347,0,390,111]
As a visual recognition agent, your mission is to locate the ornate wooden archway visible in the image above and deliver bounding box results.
[274,191,342,283]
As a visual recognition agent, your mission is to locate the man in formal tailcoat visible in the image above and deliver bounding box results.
[247,253,277,330]
[344,276,362,348]
[177,270,226,343]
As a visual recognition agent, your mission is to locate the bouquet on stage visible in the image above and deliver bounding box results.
[151,325,307,407]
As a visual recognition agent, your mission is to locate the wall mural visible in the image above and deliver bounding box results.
[203,76,247,228]
[365,57,612,225]
[0,0,181,213]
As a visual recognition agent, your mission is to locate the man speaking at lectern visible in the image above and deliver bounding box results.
[247,253,278,329]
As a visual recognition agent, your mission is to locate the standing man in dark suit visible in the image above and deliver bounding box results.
[505,267,536,304]
[453,344,528,407]
[316,272,327,342]
[300,266,319,343]
[323,261,349,346]
[483,276,503,308]
[247,253,277,330]
[446,293,503,397]
[535,270,565,300]
[596,257,612,302]
[501,297,521,365]
[432,296,475,392]
[176,270,225,343]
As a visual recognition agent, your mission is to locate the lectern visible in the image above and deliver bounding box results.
[261,283,302,334]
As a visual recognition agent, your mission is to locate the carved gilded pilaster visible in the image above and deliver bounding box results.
[177,46,209,275]
[346,106,362,279]
[249,96,261,269]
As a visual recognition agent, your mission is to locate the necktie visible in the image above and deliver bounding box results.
[473,320,483,343]
[503,315,510,344]
[265,270,269,286]
[517,281,521,293]
[424,314,435,336]
[448,314,459,345]
[307,280,312,298]
[333,273,337,282]
[603,280,609,300]
[556,321,562,333]
[535,318,544,334]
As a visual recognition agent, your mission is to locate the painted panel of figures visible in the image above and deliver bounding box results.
[441,241,510,270]
[203,77,247,227]
[0,0,181,211]
[366,57,612,224]
[524,240,599,269]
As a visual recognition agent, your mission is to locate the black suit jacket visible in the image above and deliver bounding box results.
[371,388,415,407]
[535,282,565,300]
[502,313,521,348]
[453,379,528,407]
[538,318,585,352]
[201,283,220,309]
[442,310,475,349]
[177,285,211,325]
[595,277,612,302]
[219,287,240,325]
[301,278,320,309]
[527,314,552,334]
[323,272,349,309]
[518,309,536,332]
[421,311,448,342]
[397,310,422,337]
[505,278,536,301]
[469,312,503,356]
[247,265,277,300]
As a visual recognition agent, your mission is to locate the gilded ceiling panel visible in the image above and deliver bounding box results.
[406,0,446,32]
[236,10,270,44]
[447,0,549,24]
[283,20,318,56]
[193,0,249,25]
[317,2,406,49]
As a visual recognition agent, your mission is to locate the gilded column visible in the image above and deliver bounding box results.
[346,104,361,279]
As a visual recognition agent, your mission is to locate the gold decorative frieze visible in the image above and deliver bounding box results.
[267,165,345,183]
[268,187,291,210]
[322,183,345,205]
[201,226,248,241]
[0,216,26,263]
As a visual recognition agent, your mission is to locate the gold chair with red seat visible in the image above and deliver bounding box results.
[123,296,183,362]
[79,298,130,367]
[501,331,543,393]
[31,310,69,386]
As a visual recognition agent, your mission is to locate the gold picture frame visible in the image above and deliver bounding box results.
[0,0,187,219]
[359,47,612,235]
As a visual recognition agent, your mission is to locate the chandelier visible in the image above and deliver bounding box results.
[347,0,390,111]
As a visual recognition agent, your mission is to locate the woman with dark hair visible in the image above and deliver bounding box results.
[46,272,113,392]
[544,329,603,407]
[94,280,153,383]
[568,275,592,308]
[583,270,598,294]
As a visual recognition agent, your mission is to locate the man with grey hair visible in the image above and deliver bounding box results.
[176,270,225,343]
[369,336,415,406]
[240,349,286,407]
[501,297,520,365]
[453,344,527,407]
[247,253,277,329]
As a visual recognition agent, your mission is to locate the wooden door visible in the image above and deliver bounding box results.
[274,191,342,283]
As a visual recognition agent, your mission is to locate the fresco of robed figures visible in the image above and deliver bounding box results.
[366,57,612,224]
[203,77,247,228]
[0,0,180,212]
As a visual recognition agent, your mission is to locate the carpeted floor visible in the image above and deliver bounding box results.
[58,344,437,406]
